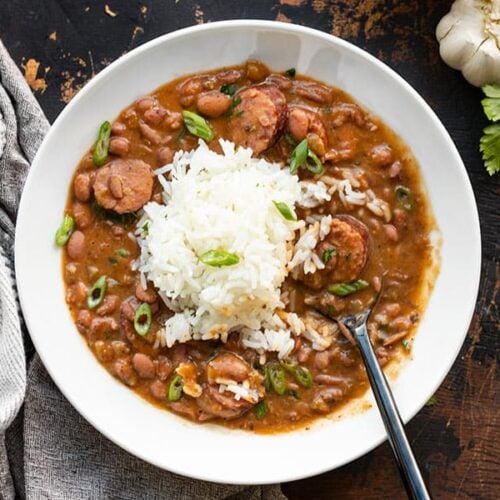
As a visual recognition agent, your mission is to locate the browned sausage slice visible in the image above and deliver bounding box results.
[196,384,255,419]
[228,84,287,155]
[93,159,154,214]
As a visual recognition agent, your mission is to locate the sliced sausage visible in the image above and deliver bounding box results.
[206,352,251,384]
[196,384,255,419]
[196,91,231,118]
[293,81,333,104]
[228,84,287,155]
[93,159,154,214]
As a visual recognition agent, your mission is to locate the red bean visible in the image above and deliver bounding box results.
[135,282,157,304]
[384,224,399,242]
[389,160,402,178]
[96,295,119,316]
[139,122,162,145]
[144,106,168,126]
[150,380,167,400]
[369,144,393,166]
[67,231,86,260]
[288,107,309,141]
[111,122,127,136]
[109,137,129,156]
[113,358,137,386]
[77,309,92,329]
[196,91,231,118]
[132,353,156,379]
[314,351,330,370]
[135,97,156,113]
[73,173,92,202]
[72,202,92,229]
[157,146,174,165]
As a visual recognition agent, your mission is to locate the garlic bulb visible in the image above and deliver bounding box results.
[436,0,500,87]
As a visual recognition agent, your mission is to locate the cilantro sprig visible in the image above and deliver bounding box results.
[480,84,500,175]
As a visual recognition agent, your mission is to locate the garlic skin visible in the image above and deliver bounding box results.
[436,0,500,87]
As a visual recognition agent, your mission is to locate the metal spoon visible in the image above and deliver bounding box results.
[315,293,431,500]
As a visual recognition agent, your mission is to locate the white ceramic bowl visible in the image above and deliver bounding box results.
[15,21,481,484]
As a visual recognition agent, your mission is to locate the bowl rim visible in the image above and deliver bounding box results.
[15,19,481,484]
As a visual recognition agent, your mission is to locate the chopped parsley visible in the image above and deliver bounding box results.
[220,83,237,96]
[285,68,296,78]
[322,247,336,264]
[226,96,242,117]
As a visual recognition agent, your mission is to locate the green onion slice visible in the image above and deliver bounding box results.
[293,366,313,388]
[306,149,324,175]
[267,363,287,395]
[199,249,240,267]
[220,83,237,96]
[182,110,214,141]
[133,303,152,336]
[290,138,308,175]
[168,374,184,401]
[254,400,268,419]
[285,68,296,78]
[93,121,112,167]
[287,388,301,399]
[328,279,369,297]
[115,248,130,257]
[273,201,297,221]
[55,214,75,247]
[395,185,414,211]
[87,275,107,309]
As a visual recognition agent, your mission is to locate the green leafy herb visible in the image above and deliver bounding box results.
[285,133,297,146]
[481,84,500,122]
[199,249,240,267]
[322,247,336,264]
[168,375,184,401]
[87,276,107,309]
[175,126,187,144]
[280,362,312,389]
[254,400,268,419]
[289,138,324,175]
[287,389,301,400]
[220,83,237,96]
[426,395,438,407]
[108,256,118,265]
[328,279,369,297]
[134,303,152,336]
[285,68,296,78]
[93,121,111,167]
[141,221,150,236]
[226,95,242,117]
[182,110,214,141]
[401,339,412,351]
[480,123,500,176]
[115,248,130,257]
[273,200,297,221]
[394,185,414,211]
[55,214,74,247]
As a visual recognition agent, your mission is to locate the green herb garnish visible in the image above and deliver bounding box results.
[273,200,297,221]
[480,84,500,175]
[134,303,152,336]
[328,279,369,297]
[267,363,287,395]
[220,83,237,96]
[92,121,111,167]
[394,185,414,211]
[322,247,336,264]
[287,389,301,400]
[289,138,324,175]
[255,400,268,419]
[182,110,214,141]
[115,248,130,257]
[481,84,500,121]
[401,339,412,351]
[87,276,107,309]
[285,68,296,78]
[168,375,184,401]
[199,249,240,267]
[226,95,242,117]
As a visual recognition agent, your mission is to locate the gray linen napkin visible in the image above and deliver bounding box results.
[0,40,286,500]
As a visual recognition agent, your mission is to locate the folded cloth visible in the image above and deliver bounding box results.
[0,40,286,500]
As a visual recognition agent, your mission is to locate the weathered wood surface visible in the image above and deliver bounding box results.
[1,1,498,498]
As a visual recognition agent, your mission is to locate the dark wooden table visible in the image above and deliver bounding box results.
[1,1,498,498]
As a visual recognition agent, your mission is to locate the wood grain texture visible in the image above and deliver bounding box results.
[0,1,498,498]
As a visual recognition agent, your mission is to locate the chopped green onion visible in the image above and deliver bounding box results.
[293,366,313,388]
[254,400,268,419]
[115,248,130,257]
[285,68,296,78]
[55,214,75,247]
[322,247,336,264]
[289,138,324,175]
[199,249,240,267]
[168,374,184,401]
[290,138,308,175]
[401,339,412,351]
[426,395,438,407]
[285,133,297,146]
[182,110,214,141]
[133,303,152,336]
[395,185,414,211]
[267,363,287,395]
[264,368,272,392]
[306,149,324,175]
[92,121,112,167]
[108,256,118,265]
[287,389,301,399]
[273,200,297,221]
[226,95,242,117]
[141,221,150,236]
[87,276,107,309]
[175,126,187,144]
[220,83,237,96]
[328,279,369,297]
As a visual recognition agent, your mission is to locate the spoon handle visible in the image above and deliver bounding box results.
[353,323,431,500]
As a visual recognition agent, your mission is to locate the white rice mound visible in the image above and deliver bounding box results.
[136,140,304,350]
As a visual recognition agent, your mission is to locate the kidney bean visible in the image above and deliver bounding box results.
[384,224,399,242]
[132,353,156,379]
[164,112,183,130]
[144,106,168,126]
[139,122,162,145]
[111,122,127,136]
[372,276,382,292]
[156,356,174,381]
[73,173,92,202]
[72,202,92,229]
[113,358,137,386]
[135,282,158,304]
[388,160,402,178]
[67,231,86,260]
[196,91,231,118]
[150,380,167,400]
[288,107,309,140]
[157,146,174,165]
[96,295,119,316]
[109,137,129,156]
[77,309,92,329]
[108,174,124,199]
[135,97,156,113]
[90,317,119,336]
[314,351,331,370]
[369,143,393,166]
